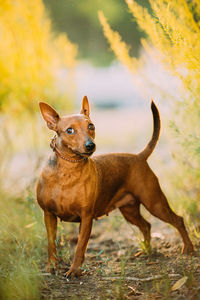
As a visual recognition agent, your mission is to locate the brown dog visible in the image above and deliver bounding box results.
[37,96,194,277]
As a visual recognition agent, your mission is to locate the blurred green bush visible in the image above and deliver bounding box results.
[43,0,150,65]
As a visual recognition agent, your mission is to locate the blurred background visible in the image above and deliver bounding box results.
[1,0,200,298]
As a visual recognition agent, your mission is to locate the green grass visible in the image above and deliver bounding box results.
[0,187,45,299]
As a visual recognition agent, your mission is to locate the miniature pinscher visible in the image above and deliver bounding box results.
[37,96,194,277]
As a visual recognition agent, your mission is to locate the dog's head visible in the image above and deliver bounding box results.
[39,96,96,157]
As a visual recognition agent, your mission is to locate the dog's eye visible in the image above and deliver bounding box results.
[66,127,75,134]
[88,123,95,130]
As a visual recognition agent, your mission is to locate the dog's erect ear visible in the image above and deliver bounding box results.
[39,102,60,131]
[80,96,90,117]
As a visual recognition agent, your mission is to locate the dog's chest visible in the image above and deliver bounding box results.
[37,163,97,220]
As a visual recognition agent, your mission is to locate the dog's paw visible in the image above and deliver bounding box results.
[45,262,57,274]
[64,267,82,278]
[181,243,194,255]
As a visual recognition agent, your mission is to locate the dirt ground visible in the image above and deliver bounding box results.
[40,209,200,300]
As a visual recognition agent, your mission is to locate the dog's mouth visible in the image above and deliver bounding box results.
[75,150,95,158]
[63,143,94,156]
[73,147,96,158]
[82,151,95,157]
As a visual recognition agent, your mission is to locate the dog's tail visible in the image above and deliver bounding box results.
[138,100,160,160]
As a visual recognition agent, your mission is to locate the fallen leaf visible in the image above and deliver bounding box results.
[134,251,142,257]
[171,276,188,291]
[127,286,142,296]
[146,261,159,265]
[25,222,37,228]
[117,249,126,256]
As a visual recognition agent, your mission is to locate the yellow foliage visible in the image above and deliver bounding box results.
[98,11,139,72]
[126,1,200,204]
[100,0,200,103]
[126,0,200,84]
[99,0,200,213]
[0,0,77,115]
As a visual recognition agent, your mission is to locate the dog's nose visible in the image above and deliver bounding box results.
[85,139,96,151]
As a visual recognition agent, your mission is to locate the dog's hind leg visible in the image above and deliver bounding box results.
[140,180,194,254]
[119,202,151,246]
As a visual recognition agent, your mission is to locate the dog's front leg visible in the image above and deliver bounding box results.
[65,215,93,277]
[44,211,58,273]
